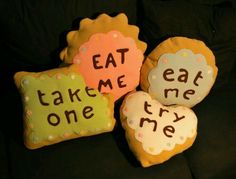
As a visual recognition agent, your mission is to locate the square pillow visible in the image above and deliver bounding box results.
[14,64,115,149]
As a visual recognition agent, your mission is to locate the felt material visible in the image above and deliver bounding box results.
[137,0,236,88]
[1,0,236,178]
[64,13,147,100]
[61,13,146,64]
[120,91,197,167]
[140,37,218,107]
[14,65,115,149]
[3,84,236,178]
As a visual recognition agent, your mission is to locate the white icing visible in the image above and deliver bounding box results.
[148,49,214,107]
[123,91,197,155]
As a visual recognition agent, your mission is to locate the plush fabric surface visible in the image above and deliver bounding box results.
[1,0,236,178]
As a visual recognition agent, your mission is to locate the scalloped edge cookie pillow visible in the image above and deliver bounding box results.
[120,91,198,167]
[60,13,147,101]
[14,64,115,149]
[140,37,218,108]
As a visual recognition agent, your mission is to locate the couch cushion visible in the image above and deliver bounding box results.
[6,121,193,179]
[0,131,8,179]
[185,83,236,178]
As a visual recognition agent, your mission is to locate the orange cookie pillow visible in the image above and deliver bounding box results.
[120,91,198,167]
[14,64,115,149]
[140,37,218,107]
[60,13,147,101]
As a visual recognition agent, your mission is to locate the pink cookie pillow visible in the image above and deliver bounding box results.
[140,37,218,108]
[60,13,147,101]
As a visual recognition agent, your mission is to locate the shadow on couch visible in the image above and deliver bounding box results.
[1,0,236,178]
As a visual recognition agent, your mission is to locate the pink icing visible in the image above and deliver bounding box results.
[73,30,143,100]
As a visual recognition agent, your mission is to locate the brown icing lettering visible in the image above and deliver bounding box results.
[92,54,103,69]
[194,71,203,86]
[40,86,101,128]
[163,68,204,87]
[47,113,60,126]
[163,68,174,82]
[46,105,96,127]
[163,125,175,138]
[164,88,195,100]
[52,91,63,105]
[37,90,49,106]
[140,118,157,132]
[159,108,169,117]
[116,48,129,64]
[173,112,185,122]
[178,68,188,83]
[117,75,126,88]
[68,89,81,102]
[144,101,152,114]
[85,87,97,97]
[98,79,113,91]
[105,53,117,68]
[83,106,94,119]
[164,88,179,98]
[92,48,129,70]
[183,89,195,100]
[65,110,77,124]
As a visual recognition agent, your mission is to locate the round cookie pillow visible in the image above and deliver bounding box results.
[140,37,218,108]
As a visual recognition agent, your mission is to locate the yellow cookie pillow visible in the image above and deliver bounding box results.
[60,13,147,101]
[14,64,115,149]
[140,37,218,107]
[120,91,198,167]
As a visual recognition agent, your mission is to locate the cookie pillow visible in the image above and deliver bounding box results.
[60,13,147,101]
[14,64,115,149]
[140,37,218,107]
[120,91,197,167]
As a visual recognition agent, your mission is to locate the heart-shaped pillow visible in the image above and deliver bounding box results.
[120,91,198,167]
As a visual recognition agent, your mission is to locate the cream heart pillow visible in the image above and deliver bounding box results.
[120,91,197,167]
